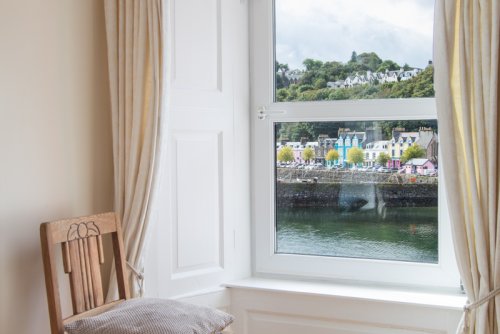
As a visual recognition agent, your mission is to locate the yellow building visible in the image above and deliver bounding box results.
[387,128,419,168]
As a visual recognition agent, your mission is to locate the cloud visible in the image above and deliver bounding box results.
[275,0,434,70]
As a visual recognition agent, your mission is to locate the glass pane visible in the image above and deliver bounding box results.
[275,0,435,102]
[275,120,439,263]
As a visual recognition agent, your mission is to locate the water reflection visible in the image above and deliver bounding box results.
[276,207,438,263]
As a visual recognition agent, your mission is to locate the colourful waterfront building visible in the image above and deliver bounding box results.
[387,127,438,169]
[404,158,436,175]
[387,128,419,168]
[364,140,390,167]
[334,128,366,167]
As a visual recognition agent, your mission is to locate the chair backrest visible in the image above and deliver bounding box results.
[40,212,130,334]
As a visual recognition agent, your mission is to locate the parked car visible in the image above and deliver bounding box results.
[377,167,391,173]
[314,163,325,169]
[424,169,438,176]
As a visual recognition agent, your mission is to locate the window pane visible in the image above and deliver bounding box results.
[275,0,435,102]
[275,120,439,263]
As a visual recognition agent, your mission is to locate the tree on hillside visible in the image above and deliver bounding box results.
[376,60,400,73]
[356,52,383,72]
[277,146,294,163]
[278,122,316,142]
[314,78,327,89]
[379,119,438,138]
[302,147,315,163]
[273,53,434,102]
[385,66,434,98]
[276,88,290,101]
[347,147,364,165]
[349,51,358,63]
[303,58,323,71]
[275,61,290,89]
[325,149,339,162]
[276,61,289,75]
[323,61,347,82]
[376,152,391,166]
[400,144,426,164]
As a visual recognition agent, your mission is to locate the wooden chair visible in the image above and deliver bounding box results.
[40,212,130,334]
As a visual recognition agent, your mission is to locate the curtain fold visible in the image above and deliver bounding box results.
[434,0,500,333]
[104,0,164,298]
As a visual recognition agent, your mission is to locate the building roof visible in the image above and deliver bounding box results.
[365,140,389,150]
[405,158,430,166]
[415,131,435,149]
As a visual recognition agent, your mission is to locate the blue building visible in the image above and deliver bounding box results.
[333,129,366,167]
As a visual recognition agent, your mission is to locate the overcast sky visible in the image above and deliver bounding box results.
[275,0,435,70]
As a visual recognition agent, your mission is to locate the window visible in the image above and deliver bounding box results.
[276,120,439,263]
[251,0,459,288]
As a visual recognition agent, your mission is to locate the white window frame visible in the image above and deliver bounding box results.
[250,0,460,289]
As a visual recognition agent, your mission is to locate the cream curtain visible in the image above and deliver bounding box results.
[104,0,164,298]
[434,0,500,333]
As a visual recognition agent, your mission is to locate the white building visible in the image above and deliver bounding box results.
[364,140,390,166]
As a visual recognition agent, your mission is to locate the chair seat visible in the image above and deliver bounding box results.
[64,298,234,334]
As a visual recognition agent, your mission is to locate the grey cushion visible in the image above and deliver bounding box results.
[64,298,234,334]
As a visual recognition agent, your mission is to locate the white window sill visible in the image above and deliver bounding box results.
[225,277,466,311]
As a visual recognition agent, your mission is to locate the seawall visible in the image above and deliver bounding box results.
[276,182,437,209]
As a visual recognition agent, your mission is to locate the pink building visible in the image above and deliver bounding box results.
[404,158,436,175]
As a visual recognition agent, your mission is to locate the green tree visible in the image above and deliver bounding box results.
[275,61,290,89]
[325,149,339,162]
[277,122,316,142]
[291,123,316,141]
[356,52,382,72]
[376,152,391,166]
[400,144,426,164]
[314,78,327,89]
[329,89,349,100]
[349,51,358,63]
[376,60,400,73]
[303,58,323,71]
[276,61,289,74]
[277,146,294,163]
[276,88,290,102]
[298,84,314,92]
[347,147,364,165]
[302,147,315,163]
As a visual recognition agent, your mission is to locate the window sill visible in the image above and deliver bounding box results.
[225,277,466,311]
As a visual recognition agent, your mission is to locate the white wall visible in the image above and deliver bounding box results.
[0,1,113,333]
[230,286,463,334]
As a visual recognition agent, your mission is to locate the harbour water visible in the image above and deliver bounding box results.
[276,207,438,263]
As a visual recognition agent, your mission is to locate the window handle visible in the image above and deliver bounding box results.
[257,106,286,120]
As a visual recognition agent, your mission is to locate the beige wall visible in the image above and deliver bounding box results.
[0,1,113,333]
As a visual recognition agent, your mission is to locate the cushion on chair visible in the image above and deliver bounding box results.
[64,298,234,334]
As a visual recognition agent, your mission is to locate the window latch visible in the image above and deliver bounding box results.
[257,106,286,120]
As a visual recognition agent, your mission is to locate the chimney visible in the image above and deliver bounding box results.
[392,127,405,139]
